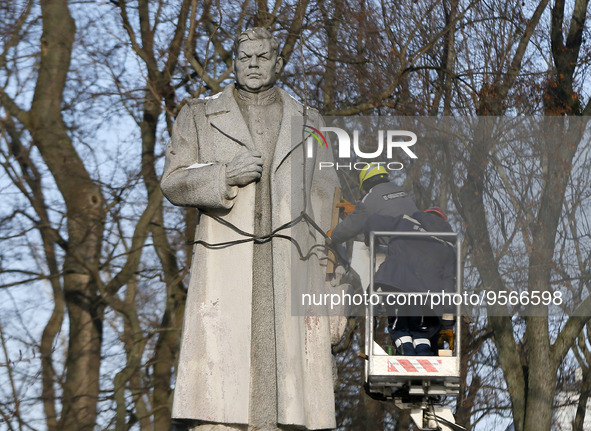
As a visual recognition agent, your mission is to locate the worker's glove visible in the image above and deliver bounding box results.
[325,232,333,247]
[226,150,263,186]
[438,328,455,349]
[336,199,356,216]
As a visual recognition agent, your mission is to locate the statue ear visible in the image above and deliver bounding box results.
[275,56,284,74]
[232,59,236,76]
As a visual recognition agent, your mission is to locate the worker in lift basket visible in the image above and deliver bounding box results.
[363,207,457,356]
[328,163,419,245]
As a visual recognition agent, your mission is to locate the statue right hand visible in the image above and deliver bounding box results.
[225,149,264,187]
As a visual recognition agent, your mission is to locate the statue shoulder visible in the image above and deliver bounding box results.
[184,97,208,110]
[177,96,212,119]
[276,87,323,124]
[175,98,205,114]
[304,105,323,124]
[186,98,207,106]
[183,90,224,108]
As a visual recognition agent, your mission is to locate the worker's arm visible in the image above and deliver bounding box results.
[330,201,369,244]
[362,213,403,244]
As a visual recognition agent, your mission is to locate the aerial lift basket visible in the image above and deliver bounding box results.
[352,230,463,399]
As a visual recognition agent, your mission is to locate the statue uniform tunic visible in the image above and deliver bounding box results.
[235,87,283,429]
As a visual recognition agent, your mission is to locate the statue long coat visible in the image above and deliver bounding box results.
[161,84,338,430]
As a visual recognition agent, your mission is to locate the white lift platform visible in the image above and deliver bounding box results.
[351,231,464,431]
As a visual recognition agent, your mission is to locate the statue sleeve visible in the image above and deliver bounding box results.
[161,102,238,210]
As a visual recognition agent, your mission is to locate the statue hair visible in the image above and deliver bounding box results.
[233,27,280,58]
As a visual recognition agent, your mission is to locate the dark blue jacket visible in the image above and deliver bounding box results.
[364,211,456,294]
[331,182,418,244]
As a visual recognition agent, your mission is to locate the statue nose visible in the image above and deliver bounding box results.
[249,56,259,67]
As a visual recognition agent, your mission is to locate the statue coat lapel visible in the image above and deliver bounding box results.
[205,84,255,151]
[272,90,307,174]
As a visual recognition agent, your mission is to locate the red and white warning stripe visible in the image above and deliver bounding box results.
[387,358,442,373]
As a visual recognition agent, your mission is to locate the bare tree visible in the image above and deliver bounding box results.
[2,1,591,430]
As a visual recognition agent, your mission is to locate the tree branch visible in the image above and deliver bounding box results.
[0,0,34,70]
[280,0,309,67]
[552,296,591,363]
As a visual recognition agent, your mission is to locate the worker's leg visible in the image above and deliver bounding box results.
[388,315,415,355]
[437,313,456,350]
[409,316,435,356]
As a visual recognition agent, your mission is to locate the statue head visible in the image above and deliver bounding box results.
[233,27,283,93]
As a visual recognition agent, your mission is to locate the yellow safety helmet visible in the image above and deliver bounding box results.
[359,163,388,191]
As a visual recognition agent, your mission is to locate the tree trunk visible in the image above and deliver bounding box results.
[32,1,106,429]
[573,368,591,431]
[523,318,555,431]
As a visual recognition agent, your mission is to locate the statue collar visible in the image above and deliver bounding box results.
[234,86,278,105]
[205,84,284,116]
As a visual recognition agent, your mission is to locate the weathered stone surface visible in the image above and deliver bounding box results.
[161,28,339,430]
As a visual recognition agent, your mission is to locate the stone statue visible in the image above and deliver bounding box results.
[161,28,339,431]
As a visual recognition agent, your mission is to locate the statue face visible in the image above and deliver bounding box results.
[234,38,282,93]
